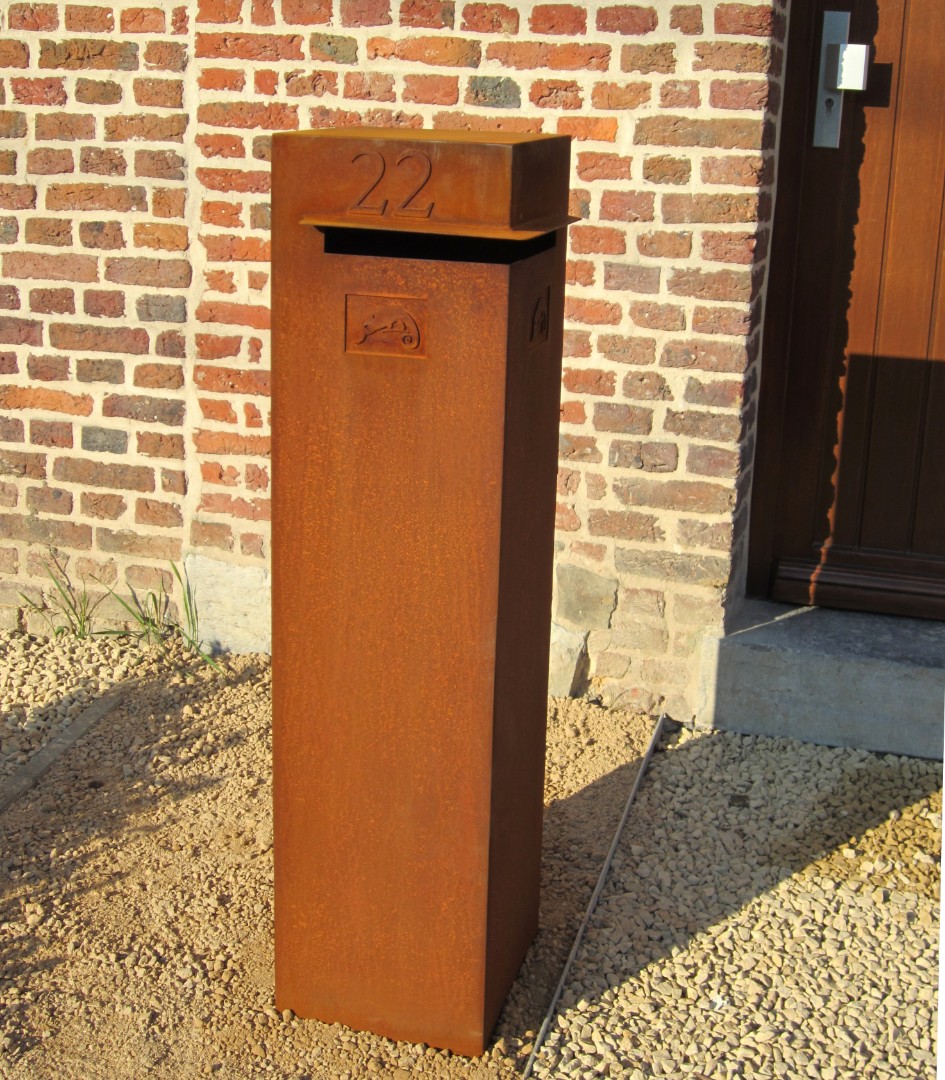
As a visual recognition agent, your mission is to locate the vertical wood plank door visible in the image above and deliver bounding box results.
[751,0,945,618]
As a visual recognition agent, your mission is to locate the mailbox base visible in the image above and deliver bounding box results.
[272,132,568,1057]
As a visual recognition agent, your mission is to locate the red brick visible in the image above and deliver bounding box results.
[26,148,74,175]
[588,508,662,543]
[0,416,25,442]
[715,3,782,38]
[0,112,28,139]
[528,79,581,110]
[401,0,454,27]
[565,297,622,326]
[39,39,138,71]
[0,42,29,68]
[191,520,234,550]
[687,444,740,477]
[156,331,186,358]
[193,430,270,456]
[0,352,18,375]
[684,376,743,409]
[693,42,769,73]
[195,365,270,397]
[133,363,184,390]
[196,134,245,159]
[0,316,42,346]
[54,456,154,492]
[593,402,652,434]
[635,115,762,150]
[245,463,269,491]
[104,115,188,143]
[196,333,242,359]
[11,77,67,106]
[555,503,581,532]
[79,221,125,249]
[563,330,591,358]
[0,386,92,415]
[575,152,632,181]
[196,0,243,20]
[4,250,98,280]
[95,528,180,559]
[143,42,189,72]
[662,192,759,224]
[559,434,601,463]
[596,5,657,34]
[134,223,189,252]
[120,7,165,32]
[620,43,675,73]
[670,4,702,33]
[604,263,659,294]
[559,400,586,425]
[196,167,271,193]
[27,354,69,380]
[591,81,650,110]
[198,101,299,129]
[136,497,183,528]
[609,439,678,472]
[486,41,609,71]
[75,78,122,104]
[637,230,692,258]
[562,368,616,396]
[460,3,519,33]
[664,409,740,442]
[530,4,586,35]
[79,286,123,317]
[24,218,71,246]
[283,71,338,97]
[45,182,146,212]
[0,286,18,310]
[710,78,769,111]
[253,0,276,24]
[137,431,185,459]
[49,323,148,355]
[660,341,751,375]
[557,116,618,141]
[614,477,733,514]
[0,184,34,215]
[629,301,685,331]
[196,32,304,61]
[29,288,75,315]
[369,35,479,67]
[344,72,396,101]
[199,398,238,422]
[403,74,459,105]
[27,486,73,515]
[131,78,184,109]
[198,492,270,521]
[701,154,768,186]
[196,299,270,329]
[152,189,188,218]
[202,461,240,486]
[570,225,626,255]
[566,260,595,287]
[642,155,691,184]
[0,448,46,478]
[0,513,91,549]
[101,394,184,426]
[283,0,332,21]
[692,305,751,336]
[105,257,192,288]
[701,230,761,264]
[660,80,699,108]
[668,268,752,303]
[0,153,16,176]
[79,147,127,176]
[341,0,391,24]
[10,3,59,30]
[198,68,245,91]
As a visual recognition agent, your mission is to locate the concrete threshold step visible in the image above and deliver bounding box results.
[698,601,945,760]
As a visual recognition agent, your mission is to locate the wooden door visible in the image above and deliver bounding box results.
[750,0,945,618]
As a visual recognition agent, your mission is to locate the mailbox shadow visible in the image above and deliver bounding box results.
[493,723,941,1072]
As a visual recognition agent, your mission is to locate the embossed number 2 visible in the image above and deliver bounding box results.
[349,149,434,220]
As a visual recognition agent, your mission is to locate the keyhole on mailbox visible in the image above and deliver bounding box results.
[825,96,835,116]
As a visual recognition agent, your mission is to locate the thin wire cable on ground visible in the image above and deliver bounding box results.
[523,712,668,1079]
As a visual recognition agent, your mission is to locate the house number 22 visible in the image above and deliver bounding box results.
[348,149,435,220]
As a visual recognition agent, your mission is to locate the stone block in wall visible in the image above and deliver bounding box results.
[548,622,588,699]
[555,564,618,631]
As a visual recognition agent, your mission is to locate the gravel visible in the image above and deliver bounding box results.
[0,631,940,1079]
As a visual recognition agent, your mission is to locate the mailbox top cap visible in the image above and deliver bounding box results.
[278,128,575,240]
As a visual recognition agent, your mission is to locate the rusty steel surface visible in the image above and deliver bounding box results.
[271,130,570,1057]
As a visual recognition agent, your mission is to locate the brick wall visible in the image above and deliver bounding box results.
[0,1,788,717]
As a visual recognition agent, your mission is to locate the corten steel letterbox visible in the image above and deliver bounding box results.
[271,129,574,1057]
